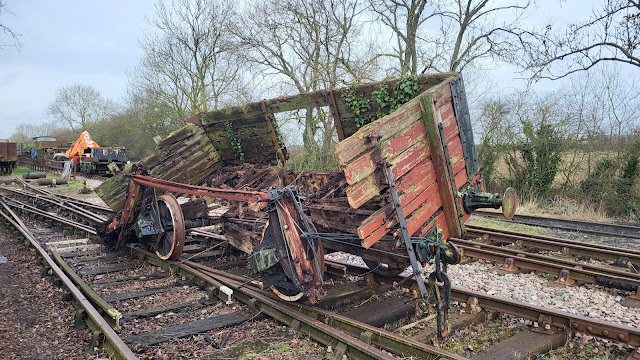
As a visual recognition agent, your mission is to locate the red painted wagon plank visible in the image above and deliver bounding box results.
[359,179,439,247]
[380,120,427,159]
[345,174,381,208]
[441,111,459,141]
[418,212,450,240]
[342,152,377,184]
[356,170,436,240]
[454,169,469,190]
[452,159,466,177]
[389,138,430,181]
[405,190,443,236]
[357,207,389,240]
[361,222,391,249]
[402,179,438,217]
[447,134,464,161]
[342,125,428,185]
[335,101,422,166]
[396,159,434,195]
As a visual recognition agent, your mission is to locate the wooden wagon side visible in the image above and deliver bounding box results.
[336,74,480,249]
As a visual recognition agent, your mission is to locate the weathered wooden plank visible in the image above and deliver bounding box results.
[405,190,443,236]
[335,100,422,166]
[126,312,248,346]
[361,222,391,248]
[106,286,174,303]
[419,93,462,239]
[454,168,469,190]
[342,128,434,208]
[452,157,466,176]
[418,211,450,240]
[389,138,430,181]
[345,174,381,209]
[395,158,434,195]
[356,165,436,240]
[121,302,199,322]
[441,108,459,141]
[342,120,428,185]
[96,124,222,212]
[78,263,136,276]
[447,135,465,165]
[358,180,438,247]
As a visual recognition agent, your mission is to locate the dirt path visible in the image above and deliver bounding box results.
[0,227,95,359]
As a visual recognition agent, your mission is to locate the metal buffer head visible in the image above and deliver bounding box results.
[462,186,517,219]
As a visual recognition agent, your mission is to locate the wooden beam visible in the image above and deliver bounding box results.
[260,101,287,165]
[419,94,462,238]
[327,90,345,141]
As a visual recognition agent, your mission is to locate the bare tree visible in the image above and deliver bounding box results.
[9,122,63,143]
[47,83,116,133]
[129,0,242,123]
[370,0,532,75]
[600,64,640,150]
[369,0,437,75]
[431,0,532,73]
[237,0,372,153]
[0,0,20,50]
[520,0,640,80]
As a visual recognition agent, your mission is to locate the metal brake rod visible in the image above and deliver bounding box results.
[131,175,271,203]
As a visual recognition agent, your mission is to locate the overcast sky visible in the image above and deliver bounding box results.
[0,1,155,138]
[0,0,634,140]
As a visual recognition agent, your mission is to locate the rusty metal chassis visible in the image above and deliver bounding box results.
[109,167,326,299]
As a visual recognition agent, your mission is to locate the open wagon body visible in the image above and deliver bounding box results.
[97,72,514,315]
[0,140,18,175]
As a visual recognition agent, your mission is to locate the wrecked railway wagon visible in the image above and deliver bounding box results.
[97,72,515,330]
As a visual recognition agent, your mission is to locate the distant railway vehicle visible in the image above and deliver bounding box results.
[0,140,18,175]
[18,132,128,176]
[77,147,128,174]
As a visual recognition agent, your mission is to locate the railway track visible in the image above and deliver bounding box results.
[1,184,640,359]
[0,186,459,359]
[466,225,640,268]
[474,210,640,240]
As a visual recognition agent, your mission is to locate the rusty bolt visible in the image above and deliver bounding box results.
[602,330,609,336]
[573,323,579,329]
[618,333,625,340]
[587,325,593,332]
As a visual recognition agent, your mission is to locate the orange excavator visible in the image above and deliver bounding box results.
[65,131,128,175]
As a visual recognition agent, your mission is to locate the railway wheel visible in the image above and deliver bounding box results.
[155,194,185,260]
[363,259,406,277]
[260,221,325,302]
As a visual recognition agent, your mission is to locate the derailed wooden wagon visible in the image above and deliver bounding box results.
[97,72,515,335]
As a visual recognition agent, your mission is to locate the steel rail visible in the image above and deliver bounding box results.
[474,211,640,239]
[0,202,137,360]
[0,186,107,223]
[2,196,97,235]
[328,259,640,347]
[451,237,640,291]
[466,225,640,267]
[16,177,115,214]
[132,247,462,360]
